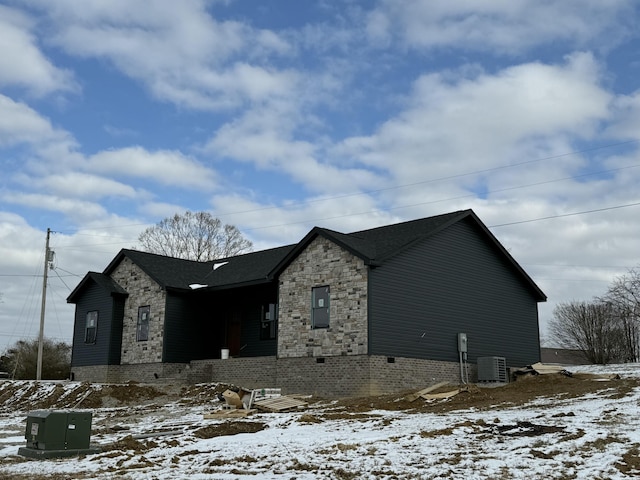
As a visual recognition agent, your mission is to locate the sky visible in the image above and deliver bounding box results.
[0,0,639,354]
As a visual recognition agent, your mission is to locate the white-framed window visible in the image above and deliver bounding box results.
[85,311,98,343]
[137,306,150,342]
[261,303,277,340]
[311,286,330,329]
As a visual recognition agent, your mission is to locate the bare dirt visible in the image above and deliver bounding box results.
[1,372,637,480]
[1,372,635,416]
[332,372,637,416]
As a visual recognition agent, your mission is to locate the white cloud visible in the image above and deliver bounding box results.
[87,147,218,190]
[210,192,395,250]
[607,90,640,140]
[1,192,109,222]
[367,0,634,54]
[0,95,71,147]
[337,53,611,186]
[14,172,144,200]
[0,5,76,96]
[28,0,296,110]
[207,105,385,195]
[0,211,142,351]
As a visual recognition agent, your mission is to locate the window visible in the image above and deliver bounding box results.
[85,311,98,344]
[311,286,330,328]
[137,306,150,342]
[260,304,277,340]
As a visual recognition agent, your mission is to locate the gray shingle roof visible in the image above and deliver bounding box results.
[103,245,296,291]
[315,210,468,264]
[67,271,128,303]
[73,209,544,301]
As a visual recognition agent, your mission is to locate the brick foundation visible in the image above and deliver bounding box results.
[71,362,189,384]
[73,356,480,397]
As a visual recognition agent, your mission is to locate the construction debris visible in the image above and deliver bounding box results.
[421,386,469,400]
[221,388,256,410]
[513,362,573,379]
[253,396,308,412]
[491,421,566,436]
[406,382,450,402]
[203,409,255,419]
[513,363,622,382]
[206,386,306,416]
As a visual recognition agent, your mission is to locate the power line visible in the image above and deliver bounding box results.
[489,202,640,228]
[209,138,640,218]
[50,138,640,235]
[52,269,73,292]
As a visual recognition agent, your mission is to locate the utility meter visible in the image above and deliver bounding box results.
[457,333,468,353]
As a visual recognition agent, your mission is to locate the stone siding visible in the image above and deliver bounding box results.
[278,236,368,358]
[110,258,166,364]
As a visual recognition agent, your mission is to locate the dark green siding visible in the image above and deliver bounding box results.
[71,282,124,366]
[369,217,541,367]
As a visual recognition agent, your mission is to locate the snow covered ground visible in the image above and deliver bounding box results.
[1,364,639,479]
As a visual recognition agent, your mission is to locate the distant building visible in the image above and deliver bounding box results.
[540,347,587,365]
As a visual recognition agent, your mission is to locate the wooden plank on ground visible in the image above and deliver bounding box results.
[530,363,567,375]
[254,396,308,412]
[406,381,449,402]
[421,389,463,400]
[203,409,255,419]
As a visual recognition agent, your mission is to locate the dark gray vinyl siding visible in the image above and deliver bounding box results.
[239,302,277,357]
[163,294,204,363]
[108,296,125,364]
[70,282,124,367]
[162,283,278,363]
[368,217,541,367]
[230,284,278,357]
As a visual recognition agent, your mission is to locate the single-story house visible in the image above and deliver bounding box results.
[68,209,546,397]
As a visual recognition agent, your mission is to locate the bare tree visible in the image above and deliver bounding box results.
[2,338,71,380]
[138,211,253,261]
[549,301,621,364]
[600,268,640,362]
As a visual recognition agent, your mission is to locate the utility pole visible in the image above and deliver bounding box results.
[36,228,52,381]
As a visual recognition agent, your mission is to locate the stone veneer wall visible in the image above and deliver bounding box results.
[109,258,166,364]
[278,236,368,358]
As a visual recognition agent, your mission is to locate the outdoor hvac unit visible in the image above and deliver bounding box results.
[477,356,507,383]
[18,410,99,459]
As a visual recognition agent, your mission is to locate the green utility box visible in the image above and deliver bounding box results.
[18,410,100,459]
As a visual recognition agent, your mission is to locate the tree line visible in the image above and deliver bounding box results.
[550,267,640,364]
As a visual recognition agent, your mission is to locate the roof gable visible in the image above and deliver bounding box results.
[67,272,128,303]
[103,249,211,289]
[267,209,546,302]
[268,210,469,276]
[103,246,296,291]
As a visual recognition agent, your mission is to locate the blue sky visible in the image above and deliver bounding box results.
[1,0,640,354]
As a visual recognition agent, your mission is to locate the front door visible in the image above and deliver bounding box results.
[228,311,242,356]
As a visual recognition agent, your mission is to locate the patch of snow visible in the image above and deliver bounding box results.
[1,364,639,478]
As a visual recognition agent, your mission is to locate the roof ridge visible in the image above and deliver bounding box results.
[346,209,470,236]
